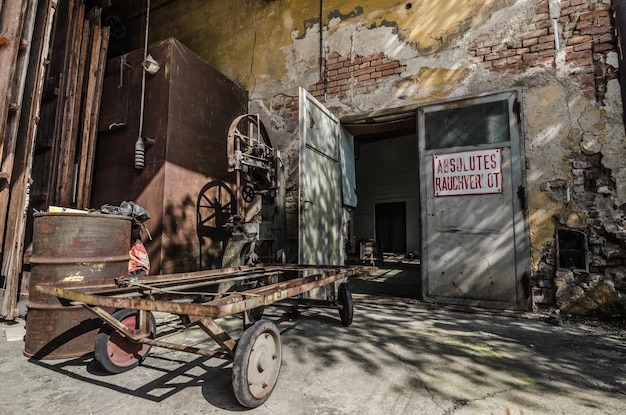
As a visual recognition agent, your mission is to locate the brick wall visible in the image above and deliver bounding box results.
[308,52,406,101]
[468,0,616,103]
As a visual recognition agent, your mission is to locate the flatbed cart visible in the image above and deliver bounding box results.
[34,264,366,408]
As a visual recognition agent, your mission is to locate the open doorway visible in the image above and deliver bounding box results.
[343,117,422,299]
[375,201,407,254]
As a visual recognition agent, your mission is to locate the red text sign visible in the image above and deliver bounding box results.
[433,148,502,196]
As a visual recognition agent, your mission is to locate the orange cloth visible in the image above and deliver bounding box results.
[128,239,150,276]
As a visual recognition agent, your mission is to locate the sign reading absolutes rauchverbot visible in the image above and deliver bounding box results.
[433,148,502,197]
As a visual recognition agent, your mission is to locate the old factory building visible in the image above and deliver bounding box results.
[1,0,626,319]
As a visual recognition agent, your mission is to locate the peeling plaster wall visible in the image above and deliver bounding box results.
[132,0,625,314]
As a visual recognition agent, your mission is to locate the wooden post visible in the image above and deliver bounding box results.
[0,0,37,253]
[0,0,57,320]
[0,0,28,166]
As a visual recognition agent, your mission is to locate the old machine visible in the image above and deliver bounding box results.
[29,114,364,408]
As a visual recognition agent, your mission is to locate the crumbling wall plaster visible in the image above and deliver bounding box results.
[135,0,625,315]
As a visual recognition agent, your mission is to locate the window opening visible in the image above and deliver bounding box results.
[425,99,510,150]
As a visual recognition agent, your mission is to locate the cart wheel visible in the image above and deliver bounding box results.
[338,283,353,326]
[94,309,156,374]
[232,320,282,408]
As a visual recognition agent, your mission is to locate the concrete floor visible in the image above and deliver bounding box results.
[1,270,625,415]
[349,263,422,299]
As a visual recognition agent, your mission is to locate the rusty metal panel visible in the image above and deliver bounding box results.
[91,38,247,274]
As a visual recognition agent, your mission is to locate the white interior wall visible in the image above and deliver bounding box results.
[353,133,420,256]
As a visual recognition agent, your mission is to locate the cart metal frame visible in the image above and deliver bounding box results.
[35,264,366,408]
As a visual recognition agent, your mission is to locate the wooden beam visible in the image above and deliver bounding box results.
[82,26,109,208]
[1,0,57,320]
[0,0,37,253]
[55,5,87,206]
[47,1,77,207]
[0,0,27,166]
[75,23,101,208]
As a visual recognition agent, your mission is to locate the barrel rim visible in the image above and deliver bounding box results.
[33,212,133,221]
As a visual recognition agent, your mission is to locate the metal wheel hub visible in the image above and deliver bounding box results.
[247,332,280,398]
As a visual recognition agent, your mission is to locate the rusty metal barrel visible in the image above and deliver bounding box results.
[24,212,131,360]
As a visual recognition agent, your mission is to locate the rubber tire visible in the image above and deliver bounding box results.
[232,320,282,408]
[338,283,354,326]
[94,309,156,374]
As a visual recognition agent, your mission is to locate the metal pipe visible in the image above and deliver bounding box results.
[135,0,151,169]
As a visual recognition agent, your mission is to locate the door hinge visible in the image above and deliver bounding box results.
[517,185,527,211]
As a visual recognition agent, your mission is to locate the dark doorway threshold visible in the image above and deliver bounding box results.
[348,262,422,300]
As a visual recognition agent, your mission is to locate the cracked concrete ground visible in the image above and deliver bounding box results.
[1,279,625,415]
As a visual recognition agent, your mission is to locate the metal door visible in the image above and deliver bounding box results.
[298,87,342,265]
[418,88,529,308]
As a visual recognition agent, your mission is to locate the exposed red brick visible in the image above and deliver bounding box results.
[523,38,538,47]
[523,28,549,39]
[581,26,615,36]
[357,73,371,82]
[371,71,383,79]
[580,10,611,20]
[497,49,517,58]
[594,43,616,53]
[328,86,341,94]
[382,68,395,76]
[483,52,500,61]
[474,47,492,56]
[575,19,593,30]
[566,49,592,60]
[362,52,385,63]
[353,67,375,77]
[358,62,370,70]
[327,62,343,71]
[394,66,405,74]
[537,20,554,31]
[538,34,555,44]
[482,60,493,69]
[334,72,351,81]
[530,42,554,52]
[570,0,586,6]
[522,52,539,61]
[567,35,592,46]
[574,43,593,53]
[492,57,508,67]
[595,16,611,27]
[561,4,590,16]
[376,61,400,71]
[507,55,522,64]
[536,56,555,65]
[491,44,507,52]
[516,47,531,55]
[532,13,550,22]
